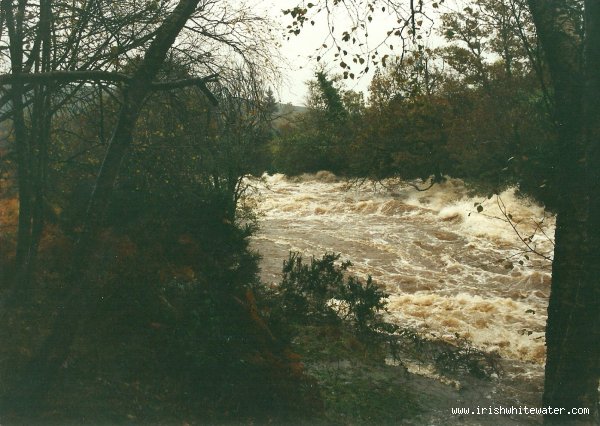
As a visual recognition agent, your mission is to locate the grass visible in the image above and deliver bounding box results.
[290,325,423,424]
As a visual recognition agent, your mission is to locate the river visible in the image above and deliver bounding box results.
[245,172,555,420]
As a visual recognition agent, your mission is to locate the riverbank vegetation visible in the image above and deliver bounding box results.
[0,1,315,421]
[276,1,600,418]
[272,0,557,209]
[0,57,319,421]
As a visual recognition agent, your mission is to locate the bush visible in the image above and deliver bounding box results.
[338,275,389,333]
[273,252,394,336]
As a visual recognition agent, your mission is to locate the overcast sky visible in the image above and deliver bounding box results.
[255,0,455,106]
[264,0,400,105]
[254,0,340,105]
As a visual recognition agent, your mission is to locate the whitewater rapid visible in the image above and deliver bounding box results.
[246,172,555,366]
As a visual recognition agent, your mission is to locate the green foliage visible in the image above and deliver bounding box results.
[271,2,558,208]
[271,71,361,175]
[353,67,450,181]
[1,59,313,422]
[338,275,389,333]
[271,125,334,174]
[434,344,500,380]
[397,328,501,381]
[274,252,392,335]
[278,252,351,322]
[315,71,349,123]
[440,0,535,83]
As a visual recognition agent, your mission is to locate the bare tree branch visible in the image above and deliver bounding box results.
[0,71,219,103]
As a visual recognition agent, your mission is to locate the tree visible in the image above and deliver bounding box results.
[1,0,276,296]
[1,0,210,411]
[287,0,599,422]
[359,52,449,181]
[314,71,349,122]
[0,0,177,296]
[526,0,599,422]
[209,65,279,193]
[271,71,355,174]
[0,0,277,413]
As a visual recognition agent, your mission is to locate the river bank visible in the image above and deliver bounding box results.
[247,171,554,424]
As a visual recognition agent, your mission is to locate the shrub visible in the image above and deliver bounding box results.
[338,275,389,333]
[274,252,394,336]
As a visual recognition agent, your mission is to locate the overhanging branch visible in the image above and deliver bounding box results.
[0,71,220,105]
[151,73,219,105]
[0,71,131,85]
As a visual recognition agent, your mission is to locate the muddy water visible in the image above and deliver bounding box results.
[246,172,554,390]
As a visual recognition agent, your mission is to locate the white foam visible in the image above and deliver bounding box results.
[248,173,555,363]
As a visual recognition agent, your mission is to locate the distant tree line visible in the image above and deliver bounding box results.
[273,0,557,208]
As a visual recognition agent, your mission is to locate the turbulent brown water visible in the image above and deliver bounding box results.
[246,172,555,408]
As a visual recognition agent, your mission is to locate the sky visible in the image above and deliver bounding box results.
[256,0,456,106]
[263,0,402,105]
[253,0,343,105]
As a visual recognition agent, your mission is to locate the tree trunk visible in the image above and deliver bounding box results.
[3,0,203,414]
[2,0,35,294]
[528,0,599,422]
[580,0,600,417]
[28,0,53,277]
[3,0,56,304]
